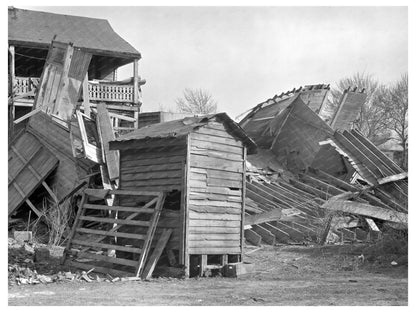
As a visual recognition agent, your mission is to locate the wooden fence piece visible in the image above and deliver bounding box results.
[142,229,173,279]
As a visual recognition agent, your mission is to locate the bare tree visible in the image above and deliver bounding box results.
[176,88,218,114]
[385,73,408,169]
[330,72,391,145]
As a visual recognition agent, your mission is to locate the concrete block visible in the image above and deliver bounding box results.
[14,231,32,243]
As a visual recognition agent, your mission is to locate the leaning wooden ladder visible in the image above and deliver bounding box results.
[62,188,166,278]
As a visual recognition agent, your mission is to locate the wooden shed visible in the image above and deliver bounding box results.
[109,113,257,277]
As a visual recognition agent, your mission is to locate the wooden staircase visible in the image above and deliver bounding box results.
[62,188,166,278]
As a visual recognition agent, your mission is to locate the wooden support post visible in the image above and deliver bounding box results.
[133,59,139,104]
[9,45,16,137]
[221,254,228,266]
[133,59,140,128]
[82,74,90,117]
[200,255,207,277]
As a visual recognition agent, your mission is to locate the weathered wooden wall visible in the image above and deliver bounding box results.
[27,112,93,199]
[118,142,187,254]
[8,131,59,215]
[187,121,244,255]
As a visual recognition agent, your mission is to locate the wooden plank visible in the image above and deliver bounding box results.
[136,193,166,277]
[261,223,290,243]
[122,170,182,181]
[244,209,282,226]
[333,132,379,184]
[142,229,173,279]
[189,211,241,221]
[188,233,241,241]
[298,173,346,196]
[188,199,241,209]
[71,239,143,253]
[75,251,139,267]
[190,154,243,173]
[65,259,133,277]
[76,228,147,240]
[189,219,241,227]
[289,179,332,200]
[13,107,42,124]
[350,129,403,174]
[83,204,154,214]
[96,103,119,181]
[84,188,160,198]
[246,188,281,210]
[189,227,240,234]
[79,216,151,227]
[188,240,240,248]
[248,182,293,209]
[378,172,408,185]
[274,221,306,241]
[188,205,241,215]
[121,163,183,174]
[188,247,242,255]
[251,225,275,245]
[322,199,407,225]
[190,138,243,155]
[191,132,242,148]
[82,197,159,250]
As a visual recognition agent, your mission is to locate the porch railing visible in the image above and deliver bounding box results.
[14,77,136,104]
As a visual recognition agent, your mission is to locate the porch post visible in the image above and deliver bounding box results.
[9,45,16,116]
[133,59,139,128]
[82,73,91,117]
[9,45,16,137]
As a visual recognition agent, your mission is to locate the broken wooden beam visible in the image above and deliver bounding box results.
[244,208,282,226]
[322,197,407,225]
[377,172,408,185]
[244,229,262,246]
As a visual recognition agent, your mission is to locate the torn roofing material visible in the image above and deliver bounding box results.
[8,7,141,59]
[109,112,258,154]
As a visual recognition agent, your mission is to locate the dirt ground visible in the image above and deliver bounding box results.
[8,243,407,306]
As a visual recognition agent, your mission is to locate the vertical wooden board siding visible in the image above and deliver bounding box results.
[187,123,244,254]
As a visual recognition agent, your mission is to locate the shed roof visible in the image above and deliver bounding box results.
[110,113,257,154]
[8,7,141,59]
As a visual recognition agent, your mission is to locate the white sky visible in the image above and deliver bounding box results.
[19,6,408,118]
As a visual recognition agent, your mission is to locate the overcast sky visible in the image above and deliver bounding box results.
[22,6,408,118]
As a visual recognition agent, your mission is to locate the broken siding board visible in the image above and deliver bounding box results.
[8,132,59,215]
